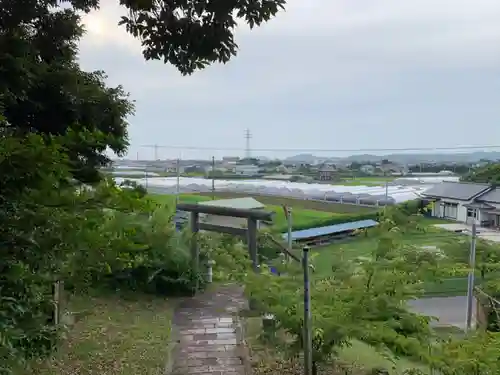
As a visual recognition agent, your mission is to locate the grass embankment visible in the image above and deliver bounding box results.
[152,193,378,232]
[27,294,174,375]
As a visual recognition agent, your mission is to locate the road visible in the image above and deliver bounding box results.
[409,296,474,329]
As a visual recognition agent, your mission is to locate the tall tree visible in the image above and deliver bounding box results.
[0,0,133,182]
[0,0,286,181]
[119,0,287,75]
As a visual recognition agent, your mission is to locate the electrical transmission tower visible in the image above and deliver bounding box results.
[245,129,252,159]
[141,144,160,160]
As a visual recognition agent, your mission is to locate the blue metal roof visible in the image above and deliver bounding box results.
[282,219,379,241]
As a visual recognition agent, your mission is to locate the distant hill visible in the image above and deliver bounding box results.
[284,151,500,165]
[283,154,318,163]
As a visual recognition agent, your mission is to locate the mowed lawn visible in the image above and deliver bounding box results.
[26,293,174,375]
[151,193,371,231]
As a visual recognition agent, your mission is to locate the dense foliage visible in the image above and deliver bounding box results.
[462,163,500,184]
[208,207,500,374]
[0,0,284,370]
[0,2,133,183]
[1,0,286,78]
[0,133,204,373]
[120,0,286,75]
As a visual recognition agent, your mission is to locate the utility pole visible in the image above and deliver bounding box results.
[302,246,312,375]
[211,156,215,200]
[384,181,389,210]
[283,205,293,262]
[176,158,180,204]
[466,222,477,331]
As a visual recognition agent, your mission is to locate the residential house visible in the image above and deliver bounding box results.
[318,164,337,181]
[378,162,408,176]
[275,164,290,174]
[422,181,500,227]
[233,164,260,176]
[360,164,376,175]
[222,156,240,163]
[164,161,185,174]
[198,197,267,229]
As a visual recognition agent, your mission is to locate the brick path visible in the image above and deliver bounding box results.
[170,285,249,375]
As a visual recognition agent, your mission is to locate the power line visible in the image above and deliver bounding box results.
[140,144,500,153]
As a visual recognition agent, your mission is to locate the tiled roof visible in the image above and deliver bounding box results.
[422,181,491,201]
[476,188,500,204]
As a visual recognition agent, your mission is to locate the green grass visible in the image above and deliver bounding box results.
[151,193,340,231]
[308,221,471,295]
[244,316,426,375]
[311,231,459,274]
[195,192,377,214]
[26,293,174,375]
[339,340,428,374]
[150,192,379,234]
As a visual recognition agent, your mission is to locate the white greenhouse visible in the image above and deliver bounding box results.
[115,177,434,207]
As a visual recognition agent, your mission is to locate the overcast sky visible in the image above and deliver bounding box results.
[79,0,500,160]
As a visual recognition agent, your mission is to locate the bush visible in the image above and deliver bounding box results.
[0,135,203,373]
[0,134,73,372]
[397,199,424,216]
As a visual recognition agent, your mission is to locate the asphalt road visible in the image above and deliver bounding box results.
[409,296,474,329]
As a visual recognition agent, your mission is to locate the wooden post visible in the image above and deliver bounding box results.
[247,217,258,272]
[190,212,200,292]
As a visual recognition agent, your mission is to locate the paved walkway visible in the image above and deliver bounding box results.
[170,285,249,375]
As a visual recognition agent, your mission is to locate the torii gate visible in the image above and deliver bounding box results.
[176,202,274,286]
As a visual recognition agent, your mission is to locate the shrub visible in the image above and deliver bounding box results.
[0,135,203,373]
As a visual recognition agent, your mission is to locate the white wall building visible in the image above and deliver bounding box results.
[422,182,500,227]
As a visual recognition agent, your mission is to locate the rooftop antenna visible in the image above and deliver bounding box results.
[245,129,252,159]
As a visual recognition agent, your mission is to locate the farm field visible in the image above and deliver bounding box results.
[27,293,174,375]
[195,191,377,214]
[151,192,379,232]
[151,193,343,231]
